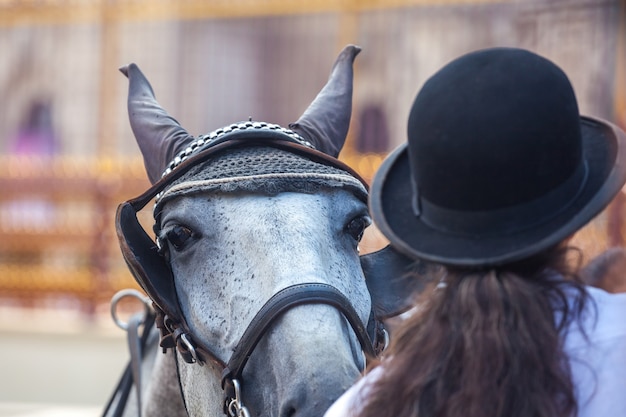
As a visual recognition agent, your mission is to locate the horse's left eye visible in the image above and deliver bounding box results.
[345,216,370,242]
[165,225,194,251]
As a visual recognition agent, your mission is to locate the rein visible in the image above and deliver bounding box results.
[103,290,157,417]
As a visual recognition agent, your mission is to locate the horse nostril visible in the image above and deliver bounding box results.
[279,381,350,417]
[279,392,304,417]
[281,405,297,417]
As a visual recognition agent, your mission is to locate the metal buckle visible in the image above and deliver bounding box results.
[227,379,250,417]
[179,333,204,366]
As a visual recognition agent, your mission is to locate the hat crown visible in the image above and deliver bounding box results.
[371,46,626,267]
[408,48,582,213]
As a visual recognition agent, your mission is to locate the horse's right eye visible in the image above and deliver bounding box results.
[165,225,194,251]
[345,216,370,243]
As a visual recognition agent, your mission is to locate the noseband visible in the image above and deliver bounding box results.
[116,135,387,416]
[158,282,386,416]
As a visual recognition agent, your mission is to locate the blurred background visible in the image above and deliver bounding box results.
[0,0,624,415]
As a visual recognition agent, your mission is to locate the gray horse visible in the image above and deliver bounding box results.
[105,45,424,417]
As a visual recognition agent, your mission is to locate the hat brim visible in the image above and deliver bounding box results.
[370,116,626,267]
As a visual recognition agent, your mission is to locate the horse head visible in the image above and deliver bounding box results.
[115,45,424,417]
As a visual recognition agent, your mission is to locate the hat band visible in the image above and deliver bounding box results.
[416,161,589,237]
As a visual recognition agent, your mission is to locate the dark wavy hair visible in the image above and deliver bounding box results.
[358,245,590,417]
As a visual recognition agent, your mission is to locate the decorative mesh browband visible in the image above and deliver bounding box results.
[155,146,368,210]
[153,120,368,212]
[161,121,314,178]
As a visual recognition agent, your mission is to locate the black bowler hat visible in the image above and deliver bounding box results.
[370,47,626,267]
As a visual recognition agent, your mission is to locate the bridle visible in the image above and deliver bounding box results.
[115,133,388,416]
[161,283,386,417]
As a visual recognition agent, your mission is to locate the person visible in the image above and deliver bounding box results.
[9,99,58,155]
[324,47,626,417]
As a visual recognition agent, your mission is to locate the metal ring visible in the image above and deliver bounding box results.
[227,379,250,417]
[110,289,152,331]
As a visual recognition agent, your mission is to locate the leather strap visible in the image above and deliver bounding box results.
[152,281,382,416]
[218,283,378,410]
[128,313,145,416]
[102,310,156,417]
[222,283,376,384]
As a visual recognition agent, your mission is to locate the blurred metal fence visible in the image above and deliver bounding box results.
[0,0,624,315]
